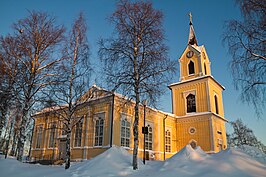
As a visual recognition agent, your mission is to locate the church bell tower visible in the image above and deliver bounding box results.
[169,13,227,152]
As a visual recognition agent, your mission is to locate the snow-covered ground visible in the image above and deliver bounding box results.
[1,145,266,177]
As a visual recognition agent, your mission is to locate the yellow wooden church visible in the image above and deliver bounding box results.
[30,17,227,162]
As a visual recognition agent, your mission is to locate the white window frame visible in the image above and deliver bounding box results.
[48,122,57,148]
[183,90,196,114]
[36,124,43,149]
[93,112,105,147]
[120,113,132,148]
[74,118,83,147]
[165,128,171,153]
[145,122,153,151]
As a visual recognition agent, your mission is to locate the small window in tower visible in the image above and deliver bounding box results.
[214,95,219,114]
[188,60,195,75]
[186,94,196,113]
[204,63,207,75]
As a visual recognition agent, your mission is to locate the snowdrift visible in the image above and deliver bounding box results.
[0,145,266,177]
[70,146,144,177]
[237,145,266,164]
[151,145,266,177]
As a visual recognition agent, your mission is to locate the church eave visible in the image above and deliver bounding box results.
[168,75,225,90]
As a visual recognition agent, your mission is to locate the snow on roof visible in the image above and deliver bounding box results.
[190,44,203,53]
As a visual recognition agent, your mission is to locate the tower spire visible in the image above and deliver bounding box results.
[188,12,198,46]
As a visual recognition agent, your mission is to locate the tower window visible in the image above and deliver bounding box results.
[186,94,196,113]
[188,60,195,75]
[214,95,219,114]
[204,63,207,75]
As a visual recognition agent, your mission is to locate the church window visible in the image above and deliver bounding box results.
[94,117,104,146]
[188,60,195,75]
[186,94,196,113]
[145,125,153,150]
[204,63,207,75]
[121,117,130,147]
[214,95,219,114]
[48,123,57,148]
[74,119,83,147]
[190,140,197,149]
[61,122,67,136]
[36,125,43,148]
[165,130,171,152]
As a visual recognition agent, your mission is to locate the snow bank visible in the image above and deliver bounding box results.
[0,155,69,177]
[156,145,266,177]
[236,145,266,164]
[167,144,207,161]
[1,145,266,177]
[70,146,144,177]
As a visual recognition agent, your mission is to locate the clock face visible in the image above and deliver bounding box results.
[186,51,194,58]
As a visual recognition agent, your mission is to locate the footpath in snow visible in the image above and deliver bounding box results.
[0,145,266,177]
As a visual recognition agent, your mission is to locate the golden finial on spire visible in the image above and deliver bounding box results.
[188,12,193,25]
[188,12,198,46]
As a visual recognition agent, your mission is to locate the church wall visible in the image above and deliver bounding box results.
[211,115,227,152]
[180,47,201,81]
[176,114,212,152]
[199,47,211,76]
[172,78,209,116]
[111,97,178,160]
[31,96,115,161]
[208,78,225,117]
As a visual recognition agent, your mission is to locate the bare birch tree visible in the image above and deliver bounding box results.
[223,0,266,117]
[1,11,65,161]
[0,36,19,139]
[99,0,176,170]
[46,13,90,169]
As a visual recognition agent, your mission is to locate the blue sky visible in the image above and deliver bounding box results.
[1,0,265,144]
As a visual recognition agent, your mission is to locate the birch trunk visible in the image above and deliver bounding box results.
[65,125,71,169]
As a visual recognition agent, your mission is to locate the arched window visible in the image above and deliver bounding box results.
[49,123,57,148]
[165,130,171,153]
[145,125,153,150]
[188,60,195,75]
[36,125,43,148]
[204,63,207,75]
[74,120,83,147]
[190,140,197,149]
[214,95,219,114]
[121,118,130,147]
[94,118,104,146]
[186,94,196,113]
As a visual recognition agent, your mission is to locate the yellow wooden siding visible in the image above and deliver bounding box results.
[176,115,211,152]
[208,78,225,117]
[172,80,208,116]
